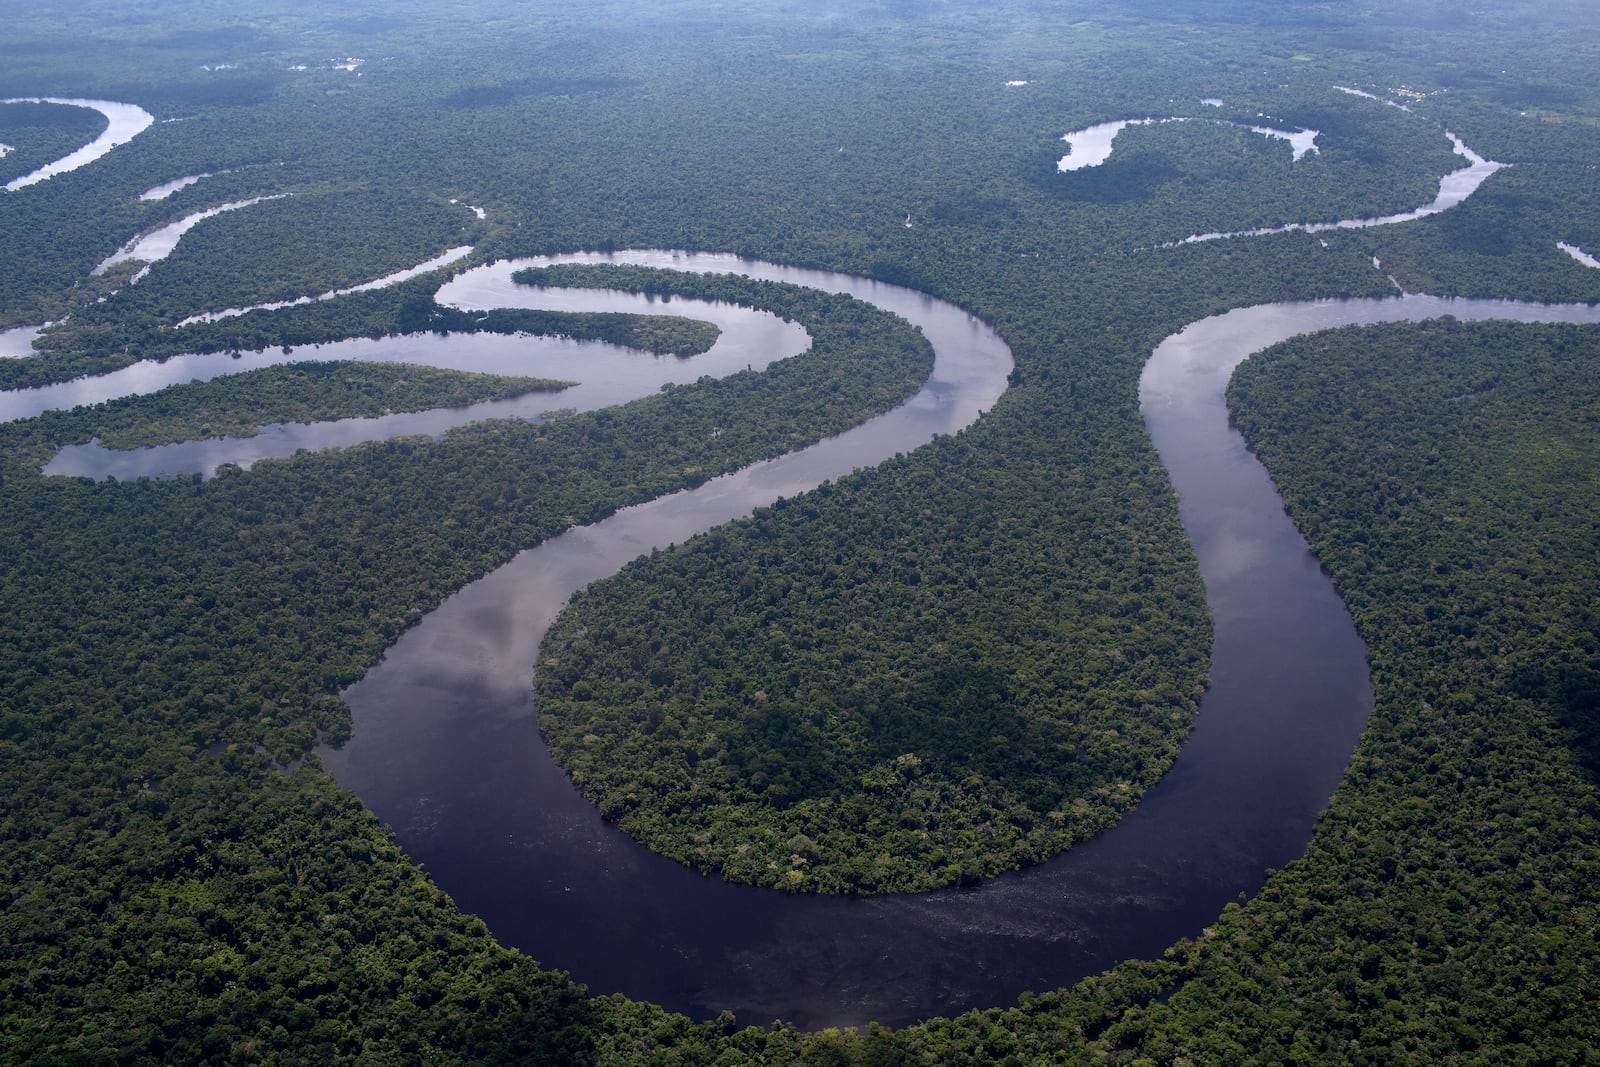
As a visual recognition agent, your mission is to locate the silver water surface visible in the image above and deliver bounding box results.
[39,277,805,478]
[2,98,154,191]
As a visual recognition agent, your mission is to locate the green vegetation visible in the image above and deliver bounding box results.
[538,448,1205,895]
[2,0,1600,1060]
[54,361,573,451]
[1083,318,1600,1062]
[2,280,721,391]
[0,99,108,185]
[1,749,611,1064]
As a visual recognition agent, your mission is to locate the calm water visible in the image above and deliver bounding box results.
[1,97,154,191]
[1176,132,1503,244]
[325,272,1600,1029]
[15,244,1594,1028]
[40,277,806,478]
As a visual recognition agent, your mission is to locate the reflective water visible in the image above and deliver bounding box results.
[140,173,217,201]
[1177,132,1503,244]
[1057,117,1158,171]
[94,195,288,278]
[0,325,41,359]
[326,272,1600,1029]
[177,245,478,326]
[33,271,806,478]
[1,98,155,191]
[1559,241,1600,271]
[1058,116,1318,173]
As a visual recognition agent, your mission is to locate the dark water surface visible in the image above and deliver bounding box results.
[316,267,1599,1028]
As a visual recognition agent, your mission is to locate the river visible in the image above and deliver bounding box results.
[36,273,809,478]
[1,97,155,191]
[10,248,1597,1028]
[316,257,1600,1029]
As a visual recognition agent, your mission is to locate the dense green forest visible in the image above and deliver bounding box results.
[536,423,1206,895]
[3,281,723,391]
[37,361,574,451]
[2,0,1600,1061]
[0,100,108,187]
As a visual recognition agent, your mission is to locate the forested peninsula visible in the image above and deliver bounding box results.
[36,361,574,452]
[2,0,1600,1062]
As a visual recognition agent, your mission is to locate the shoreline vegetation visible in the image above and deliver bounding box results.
[52,361,576,452]
[1,0,1599,1060]
[2,284,724,393]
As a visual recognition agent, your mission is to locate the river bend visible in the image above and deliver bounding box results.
[13,245,1596,1028]
[320,254,1600,1029]
[36,277,810,479]
[1,98,155,191]
[4,83,1593,1034]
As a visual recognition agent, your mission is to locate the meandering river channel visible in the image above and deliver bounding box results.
[9,248,1598,1028]
[313,256,1600,1028]
[3,81,1595,1035]
[6,225,1593,1023]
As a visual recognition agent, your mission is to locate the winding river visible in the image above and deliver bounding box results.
[310,257,1600,1028]
[1,97,155,191]
[8,242,1596,1027]
[6,100,1596,1026]
[37,272,809,479]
